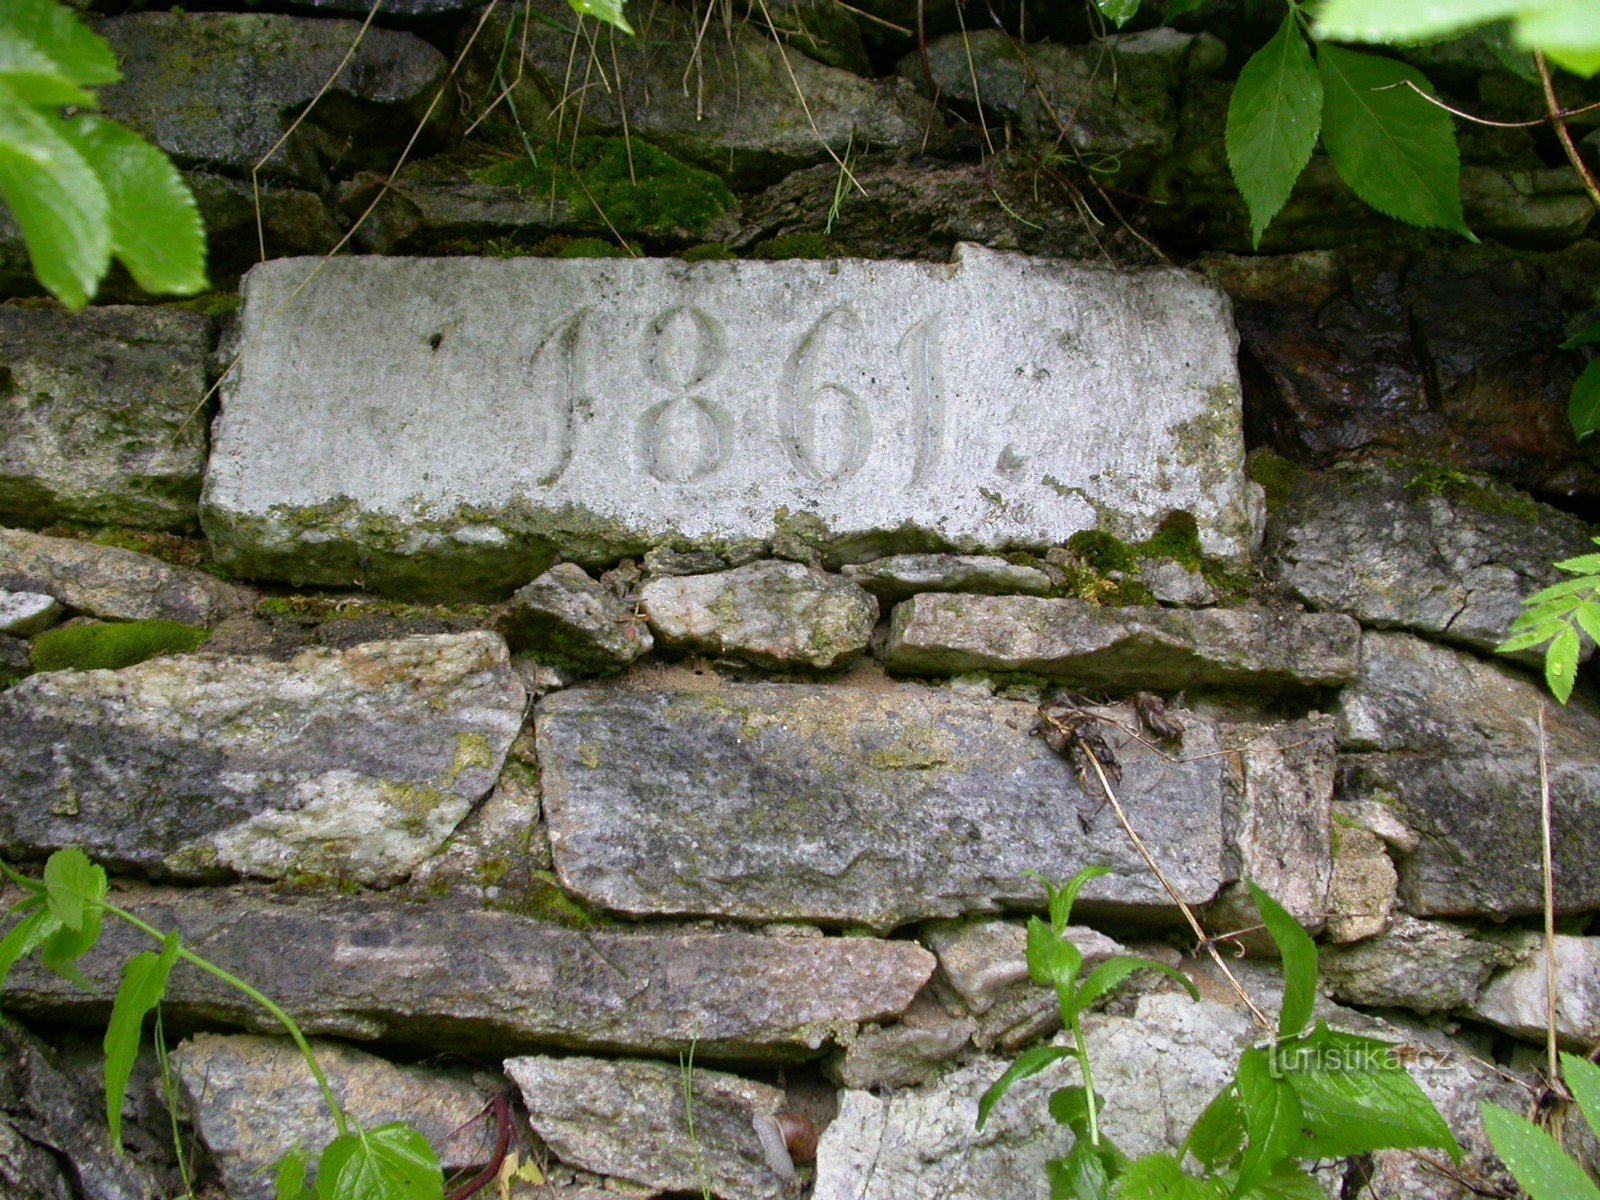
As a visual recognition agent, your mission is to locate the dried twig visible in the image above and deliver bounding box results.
[1536,52,1600,211]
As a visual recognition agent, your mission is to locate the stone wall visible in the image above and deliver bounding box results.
[1,1,1598,1197]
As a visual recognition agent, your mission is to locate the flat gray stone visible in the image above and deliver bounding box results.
[4,891,935,1062]
[176,1035,497,1200]
[0,591,61,637]
[1267,460,1598,659]
[1469,935,1600,1047]
[506,1056,796,1200]
[840,554,1055,605]
[537,684,1230,929]
[1337,632,1600,918]
[826,998,976,1090]
[499,562,651,672]
[886,595,1359,690]
[1137,558,1218,607]
[0,306,211,532]
[201,248,1259,600]
[639,561,876,670]
[0,633,525,886]
[922,918,1124,1016]
[1320,916,1520,1014]
[0,529,249,625]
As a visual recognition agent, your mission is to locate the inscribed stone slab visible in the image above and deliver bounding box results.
[202,247,1258,598]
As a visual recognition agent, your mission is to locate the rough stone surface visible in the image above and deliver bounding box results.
[1320,917,1520,1014]
[0,306,211,532]
[1470,935,1600,1047]
[201,248,1259,599]
[177,1035,497,1200]
[506,1056,795,1200]
[0,591,61,637]
[1265,459,1597,657]
[0,633,525,886]
[923,918,1123,1015]
[0,635,26,681]
[826,999,976,1090]
[538,684,1230,928]
[499,562,652,671]
[99,13,450,188]
[1337,632,1600,917]
[1138,558,1219,607]
[1324,819,1398,944]
[5,891,934,1061]
[886,595,1359,690]
[0,529,249,625]
[639,561,876,670]
[840,554,1054,604]
[467,0,939,186]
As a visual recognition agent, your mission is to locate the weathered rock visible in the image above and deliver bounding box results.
[201,248,1259,599]
[188,172,341,287]
[1470,935,1600,1047]
[0,529,249,625]
[841,554,1054,605]
[499,562,652,671]
[177,1035,497,1200]
[922,918,1123,1015]
[0,633,525,886]
[0,591,61,637]
[1324,818,1398,944]
[99,13,450,188]
[465,0,939,186]
[1265,459,1597,657]
[1137,558,1219,607]
[1337,632,1600,917]
[826,999,976,1090]
[506,1056,796,1200]
[4,891,935,1062]
[537,683,1229,928]
[885,595,1359,690]
[1460,165,1596,249]
[639,561,876,670]
[1320,916,1520,1013]
[0,635,26,682]
[0,306,211,531]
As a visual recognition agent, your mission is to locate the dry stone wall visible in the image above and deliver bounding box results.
[0,2,1598,1197]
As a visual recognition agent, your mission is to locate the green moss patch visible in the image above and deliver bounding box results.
[750,233,843,260]
[31,620,210,672]
[1405,463,1543,523]
[1244,449,1306,512]
[555,236,632,259]
[494,869,612,929]
[680,242,735,262]
[472,137,735,237]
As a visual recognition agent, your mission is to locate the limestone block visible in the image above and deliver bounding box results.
[201,248,1259,599]
[1470,935,1600,1048]
[1324,820,1398,944]
[840,554,1055,604]
[0,591,61,637]
[1320,916,1520,1013]
[0,633,526,886]
[499,561,651,671]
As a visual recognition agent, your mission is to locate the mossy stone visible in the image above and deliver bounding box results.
[30,620,210,672]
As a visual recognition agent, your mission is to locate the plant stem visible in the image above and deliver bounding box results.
[1537,704,1559,1087]
[95,898,349,1138]
[1536,52,1600,212]
[1071,1017,1101,1147]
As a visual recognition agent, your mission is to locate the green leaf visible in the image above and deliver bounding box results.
[1516,0,1600,76]
[1049,1137,1114,1200]
[40,906,103,988]
[276,1147,313,1200]
[1569,359,1600,441]
[565,0,634,35]
[0,0,120,89]
[1164,0,1208,19]
[1563,1053,1600,1141]
[0,34,96,107]
[1480,1103,1600,1200]
[1546,624,1581,703]
[0,860,45,895]
[104,932,180,1154]
[977,1045,1077,1131]
[1554,552,1600,573]
[1316,44,1473,240]
[1244,882,1318,1041]
[1049,1085,1097,1134]
[1497,625,1561,656]
[1112,1153,1213,1199]
[1314,0,1532,45]
[1183,1086,1245,1170]
[1575,603,1600,649]
[1076,956,1200,1011]
[0,908,62,1019]
[1232,1049,1303,1199]
[55,116,206,297]
[1226,14,1323,248]
[1237,1163,1325,1199]
[1523,575,1600,605]
[1278,1025,1460,1162]
[0,84,110,309]
[1561,321,1600,350]
[1095,0,1142,27]
[43,848,103,932]
[314,1123,444,1200]
[1029,917,1084,990]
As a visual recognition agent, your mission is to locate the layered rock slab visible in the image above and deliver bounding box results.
[885,594,1359,690]
[537,684,1229,928]
[0,633,525,885]
[3,892,934,1062]
[202,248,1259,599]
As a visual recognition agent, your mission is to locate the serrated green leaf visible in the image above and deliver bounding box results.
[1164,0,1208,19]
[314,1123,443,1200]
[1184,1085,1245,1170]
[566,0,634,35]
[1480,1103,1600,1200]
[1574,603,1600,649]
[43,848,102,931]
[1509,603,1578,634]
[1569,359,1600,441]
[40,905,103,988]
[977,1045,1076,1130]
[1497,624,1561,655]
[0,33,95,107]
[1095,0,1142,27]
[1048,1137,1114,1200]
[1233,1049,1303,1199]
[1035,866,1114,933]
[1076,955,1199,1011]
[1245,883,1318,1041]
[1279,1025,1460,1161]
[0,860,44,894]
[1237,1163,1325,1199]
[1029,917,1084,990]
[1112,1152,1213,1199]
[1049,1085,1096,1134]
[0,908,62,1021]
[1317,44,1473,240]
[1525,576,1600,604]
[1561,320,1600,350]
[1546,624,1581,703]
[0,0,120,89]
[1227,14,1323,247]
[1516,0,1600,77]
[0,84,109,309]
[104,932,179,1154]
[276,1147,313,1200]
[55,116,206,297]
[1554,552,1600,573]
[1314,0,1532,45]
[1563,1053,1600,1142]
